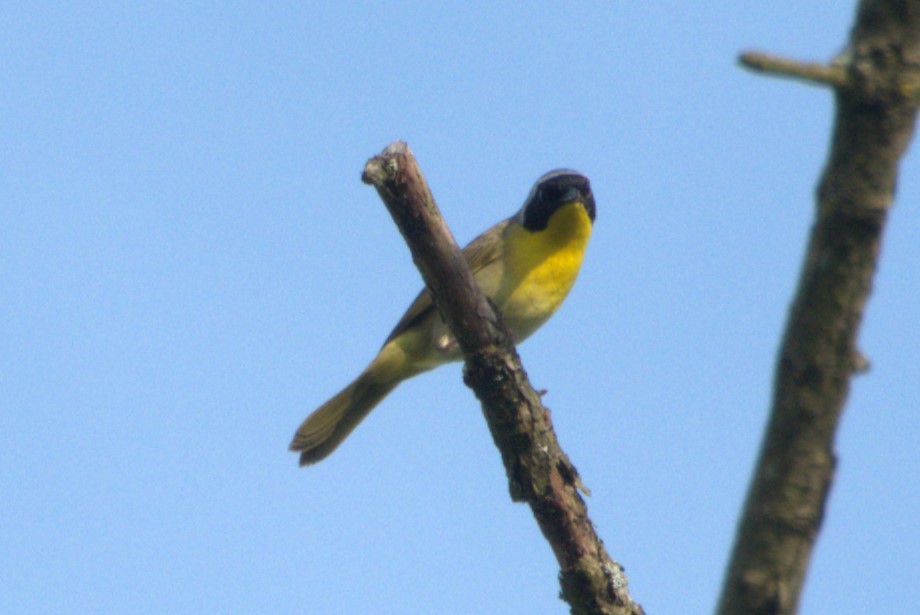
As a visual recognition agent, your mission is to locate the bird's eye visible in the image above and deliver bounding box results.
[541,186,561,202]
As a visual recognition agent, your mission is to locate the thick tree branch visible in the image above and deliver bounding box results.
[719,2,920,614]
[362,142,642,615]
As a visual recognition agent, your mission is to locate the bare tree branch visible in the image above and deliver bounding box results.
[362,142,643,615]
[719,2,920,614]
[739,51,847,88]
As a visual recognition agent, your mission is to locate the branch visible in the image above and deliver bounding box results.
[719,2,920,614]
[738,51,847,88]
[362,142,643,615]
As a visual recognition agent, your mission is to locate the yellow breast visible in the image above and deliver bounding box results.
[498,201,593,340]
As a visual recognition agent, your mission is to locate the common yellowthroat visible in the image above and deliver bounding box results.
[291,170,595,465]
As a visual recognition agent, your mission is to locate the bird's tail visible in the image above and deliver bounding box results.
[290,367,399,465]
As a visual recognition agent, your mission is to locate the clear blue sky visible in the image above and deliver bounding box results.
[3,3,918,614]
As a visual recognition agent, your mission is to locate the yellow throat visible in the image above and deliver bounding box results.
[499,200,593,340]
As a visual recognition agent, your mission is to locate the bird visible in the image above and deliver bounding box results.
[290,169,596,465]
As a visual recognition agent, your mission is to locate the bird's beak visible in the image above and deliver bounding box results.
[561,187,582,203]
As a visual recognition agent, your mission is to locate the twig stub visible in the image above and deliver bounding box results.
[739,51,848,88]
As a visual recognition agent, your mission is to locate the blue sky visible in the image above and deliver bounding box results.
[3,3,918,614]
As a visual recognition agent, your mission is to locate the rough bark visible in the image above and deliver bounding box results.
[718,2,920,614]
[362,142,643,615]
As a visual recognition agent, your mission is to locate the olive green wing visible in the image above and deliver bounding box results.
[382,219,510,346]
